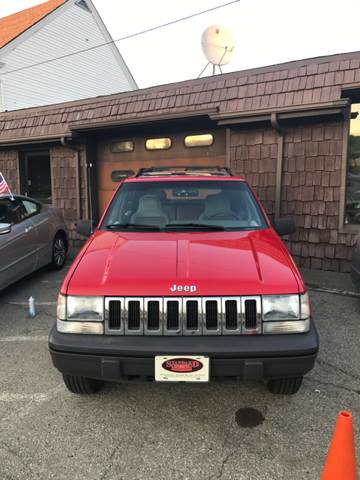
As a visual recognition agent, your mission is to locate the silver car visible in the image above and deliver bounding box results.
[0,195,68,290]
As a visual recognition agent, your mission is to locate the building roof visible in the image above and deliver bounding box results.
[0,50,360,145]
[0,0,67,49]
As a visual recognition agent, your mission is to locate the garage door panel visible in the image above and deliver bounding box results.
[98,154,226,191]
[96,130,226,214]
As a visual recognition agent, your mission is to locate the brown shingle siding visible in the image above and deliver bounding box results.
[280,122,357,272]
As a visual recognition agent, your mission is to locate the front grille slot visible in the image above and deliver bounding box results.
[186,301,198,330]
[128,301,141,330]
[108,300,122,330]
[225,300,238,330]
[205,301,218,330]
[147,301,160,330]
[166,301,179,330]
[244,299,257,329]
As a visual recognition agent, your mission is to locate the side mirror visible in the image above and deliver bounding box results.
[272,217,296,236]
[76,219,96,237]
[0,223,11,235]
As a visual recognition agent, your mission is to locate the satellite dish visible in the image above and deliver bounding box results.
[201,25,235,67]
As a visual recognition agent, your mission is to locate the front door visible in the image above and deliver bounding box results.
[0,198,38,289]
[20,151,52,204]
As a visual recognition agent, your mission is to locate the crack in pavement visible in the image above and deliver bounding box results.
[305,377,360,396]
[210,451,236,480]
[99,446,118,480]
[316,358,360,382]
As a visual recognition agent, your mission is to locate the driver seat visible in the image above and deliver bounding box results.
[199,194,236,221]
[130,195,168,226]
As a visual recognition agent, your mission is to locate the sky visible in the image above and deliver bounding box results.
[1,0,360,89]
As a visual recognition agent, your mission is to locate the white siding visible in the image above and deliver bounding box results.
[0,1,136,111]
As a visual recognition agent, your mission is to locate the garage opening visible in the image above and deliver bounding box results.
[96,129,226,214]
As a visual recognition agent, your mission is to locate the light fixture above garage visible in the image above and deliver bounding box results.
[145,138,172,151]
[184,133,214,148]
[111,140,134,153]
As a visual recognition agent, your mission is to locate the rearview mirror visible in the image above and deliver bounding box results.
[0,223,11,235]
[272,217,296,236]
[76,219,96,237]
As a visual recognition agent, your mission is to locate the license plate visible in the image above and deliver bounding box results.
[155,355,209,382]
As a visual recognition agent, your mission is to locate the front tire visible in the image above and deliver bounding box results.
[267,376,303,395]
[50,233,67,270]
[62,374,103,394]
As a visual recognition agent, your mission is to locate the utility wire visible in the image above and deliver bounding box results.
[1,0,240,76]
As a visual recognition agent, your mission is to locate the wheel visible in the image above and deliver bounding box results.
[267,376,303,395]
[50,233,67,270]
[62,374,103,394]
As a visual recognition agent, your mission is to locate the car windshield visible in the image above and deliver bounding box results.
[101,180,267,231]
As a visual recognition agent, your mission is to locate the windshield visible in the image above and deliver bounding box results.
[101,180,267,231]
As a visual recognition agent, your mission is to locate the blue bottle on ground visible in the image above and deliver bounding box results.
[28,296,36,318]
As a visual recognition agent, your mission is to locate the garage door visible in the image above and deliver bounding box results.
[96,130,226,214]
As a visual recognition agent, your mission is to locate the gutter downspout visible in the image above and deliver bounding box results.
[60,136,82,220]
[270,113,285,220]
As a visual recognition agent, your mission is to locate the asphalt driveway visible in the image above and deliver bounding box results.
[0,260,359,480]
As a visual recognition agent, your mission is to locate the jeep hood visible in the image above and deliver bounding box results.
[64,230,302,296]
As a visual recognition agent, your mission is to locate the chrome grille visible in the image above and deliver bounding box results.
[105,296,262,335]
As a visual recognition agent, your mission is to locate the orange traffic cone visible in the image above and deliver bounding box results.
[321,411,358,480]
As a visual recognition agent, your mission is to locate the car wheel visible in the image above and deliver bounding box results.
[50,233,67,270]
[62,374,103,394]
[267,376,303,395]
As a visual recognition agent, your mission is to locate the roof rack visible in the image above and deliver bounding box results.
[136,166,233,177]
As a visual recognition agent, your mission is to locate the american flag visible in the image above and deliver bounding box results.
[0,172,11,195]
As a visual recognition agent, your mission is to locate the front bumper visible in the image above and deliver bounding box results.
[48,320,319,382]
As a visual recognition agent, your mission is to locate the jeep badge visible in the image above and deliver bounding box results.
[170,284,197,293]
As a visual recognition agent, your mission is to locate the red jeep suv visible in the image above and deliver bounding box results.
[49,167,319,395]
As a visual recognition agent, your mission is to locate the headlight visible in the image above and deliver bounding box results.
[56,295,104,334]
[67,296,103,321]
[262,295,299,321]
[262,293,310,334]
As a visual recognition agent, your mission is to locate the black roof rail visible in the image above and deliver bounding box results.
[136,166,233,177]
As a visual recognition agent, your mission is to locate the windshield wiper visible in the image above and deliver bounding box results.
[105,223,160,231]
[164,222,225,231]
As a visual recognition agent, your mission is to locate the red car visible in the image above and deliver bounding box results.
[49,167,319,395]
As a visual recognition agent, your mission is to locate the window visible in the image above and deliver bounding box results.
[346,104,360,224]
[21,199,41,217]
[101,180,266,231]
[145,138,172,151]
[20,151,52,204]
[184,134,214,148]
[111,140,134,153]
